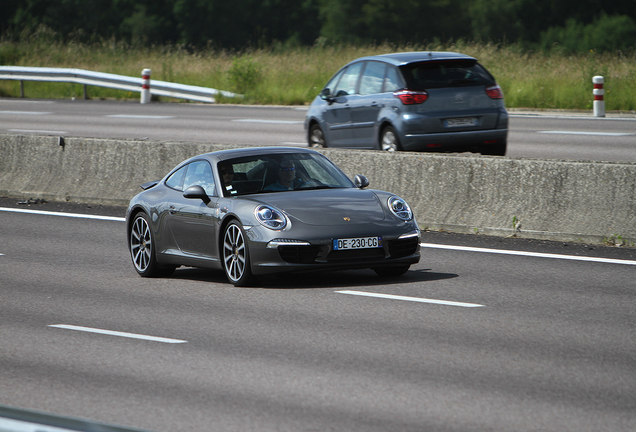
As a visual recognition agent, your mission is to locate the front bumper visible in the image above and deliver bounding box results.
[248,229,421,275]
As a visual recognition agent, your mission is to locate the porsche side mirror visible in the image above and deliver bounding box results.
[354,175,369,189]
[183,185,210,204]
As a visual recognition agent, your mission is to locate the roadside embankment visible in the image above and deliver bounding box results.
[1,133,634,245]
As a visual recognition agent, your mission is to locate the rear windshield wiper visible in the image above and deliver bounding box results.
[448,78,479,86]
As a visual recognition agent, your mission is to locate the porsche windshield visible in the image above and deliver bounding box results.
[219,152,355,196]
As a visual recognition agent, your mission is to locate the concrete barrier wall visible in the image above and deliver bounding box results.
[1,133,635,245]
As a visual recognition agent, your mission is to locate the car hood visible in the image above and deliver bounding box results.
[253,189,386,226]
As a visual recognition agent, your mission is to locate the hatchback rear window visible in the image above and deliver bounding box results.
[399,60,495,91]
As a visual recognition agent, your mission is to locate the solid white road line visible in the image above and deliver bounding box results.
[537,130,634,136]
[4,207,634,266]
[0,207,125,221]
[48,324,187,344]
[0,111,51,115]
[0,417,73,432]
[420,243,636,266]
[335,290,484,308]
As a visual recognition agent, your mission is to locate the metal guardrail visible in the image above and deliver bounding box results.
[0,66,241,103]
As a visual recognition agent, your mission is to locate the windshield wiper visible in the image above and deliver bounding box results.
[298,185,333,190]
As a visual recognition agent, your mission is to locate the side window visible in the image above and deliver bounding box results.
[183,161,216,196]
[359,61,386,95]
[165,165,187,191]
[333,62,364,96]
[323,68,346,98]
[383,66,403,92]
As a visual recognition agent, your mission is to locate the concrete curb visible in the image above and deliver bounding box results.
[1,133,635,246]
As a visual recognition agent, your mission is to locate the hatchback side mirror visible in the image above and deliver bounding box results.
[183,185,211,204]
[320,88,332,100]
[354,175,369,189]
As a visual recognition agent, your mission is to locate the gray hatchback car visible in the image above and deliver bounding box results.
[305,51,508,155]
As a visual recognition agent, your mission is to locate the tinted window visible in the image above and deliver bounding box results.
[383,66,403,92]
[399,60,495,90]
[359,61,386,95]
[183,160,216,195]
[333,62,364,96]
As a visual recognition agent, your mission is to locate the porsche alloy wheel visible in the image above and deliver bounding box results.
[223,221,254,286]
[130,213,174,277]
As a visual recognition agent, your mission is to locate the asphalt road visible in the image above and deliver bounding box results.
[1,200,635,432]
[1,98,635,431]
[1,98,635,162]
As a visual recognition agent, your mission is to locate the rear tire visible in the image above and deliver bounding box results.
[308,123,326,148]
[380,126,401,152]
[481,141,507,156]
[129,213,175,278]
[223,221,254,286]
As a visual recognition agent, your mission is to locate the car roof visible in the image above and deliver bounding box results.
[348,51,476,67]
[198,146,320,163]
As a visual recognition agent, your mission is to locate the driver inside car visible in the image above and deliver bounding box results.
[264,160,305,191]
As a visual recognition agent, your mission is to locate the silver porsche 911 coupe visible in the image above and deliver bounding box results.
[126,147,420,286]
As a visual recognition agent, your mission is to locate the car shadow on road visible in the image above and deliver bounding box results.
[170,267,458,289]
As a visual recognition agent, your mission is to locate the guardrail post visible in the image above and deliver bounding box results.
[141,68,151,104]
[20,80,24,98]
[593,76,605,117]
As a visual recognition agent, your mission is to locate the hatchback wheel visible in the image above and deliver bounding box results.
[309,123,326,148]
[380,126,401,152]
[481,141,507,156]
[129,213,174,277]
[223,221,254,286]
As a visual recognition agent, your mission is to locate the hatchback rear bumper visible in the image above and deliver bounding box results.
[400,128,508,152]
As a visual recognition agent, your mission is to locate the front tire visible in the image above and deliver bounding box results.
[308,123,326,148]
[374,265,410,277]
[380,126,401,152]
[129,213,175,277]
[223,221,254,286]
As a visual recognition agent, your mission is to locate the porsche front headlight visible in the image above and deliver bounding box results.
[255,205,287,230]
[388,196,413,221]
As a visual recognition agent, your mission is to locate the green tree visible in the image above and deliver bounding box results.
[319,0,471,45]
[539,14,636,53]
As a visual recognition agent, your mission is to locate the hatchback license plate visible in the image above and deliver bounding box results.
[444,117,478,127]
[333,236,382,250]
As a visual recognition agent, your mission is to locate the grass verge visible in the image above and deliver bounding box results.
[1,37,634,110]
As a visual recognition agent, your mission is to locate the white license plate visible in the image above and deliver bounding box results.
[444,117,478,127]
[333,236,382,250]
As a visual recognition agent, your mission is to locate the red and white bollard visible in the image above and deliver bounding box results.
[141,68,151,104]
[593,76,605,117]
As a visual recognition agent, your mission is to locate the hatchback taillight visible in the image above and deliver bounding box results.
[485,84,504,99]
[393,90,428,105]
